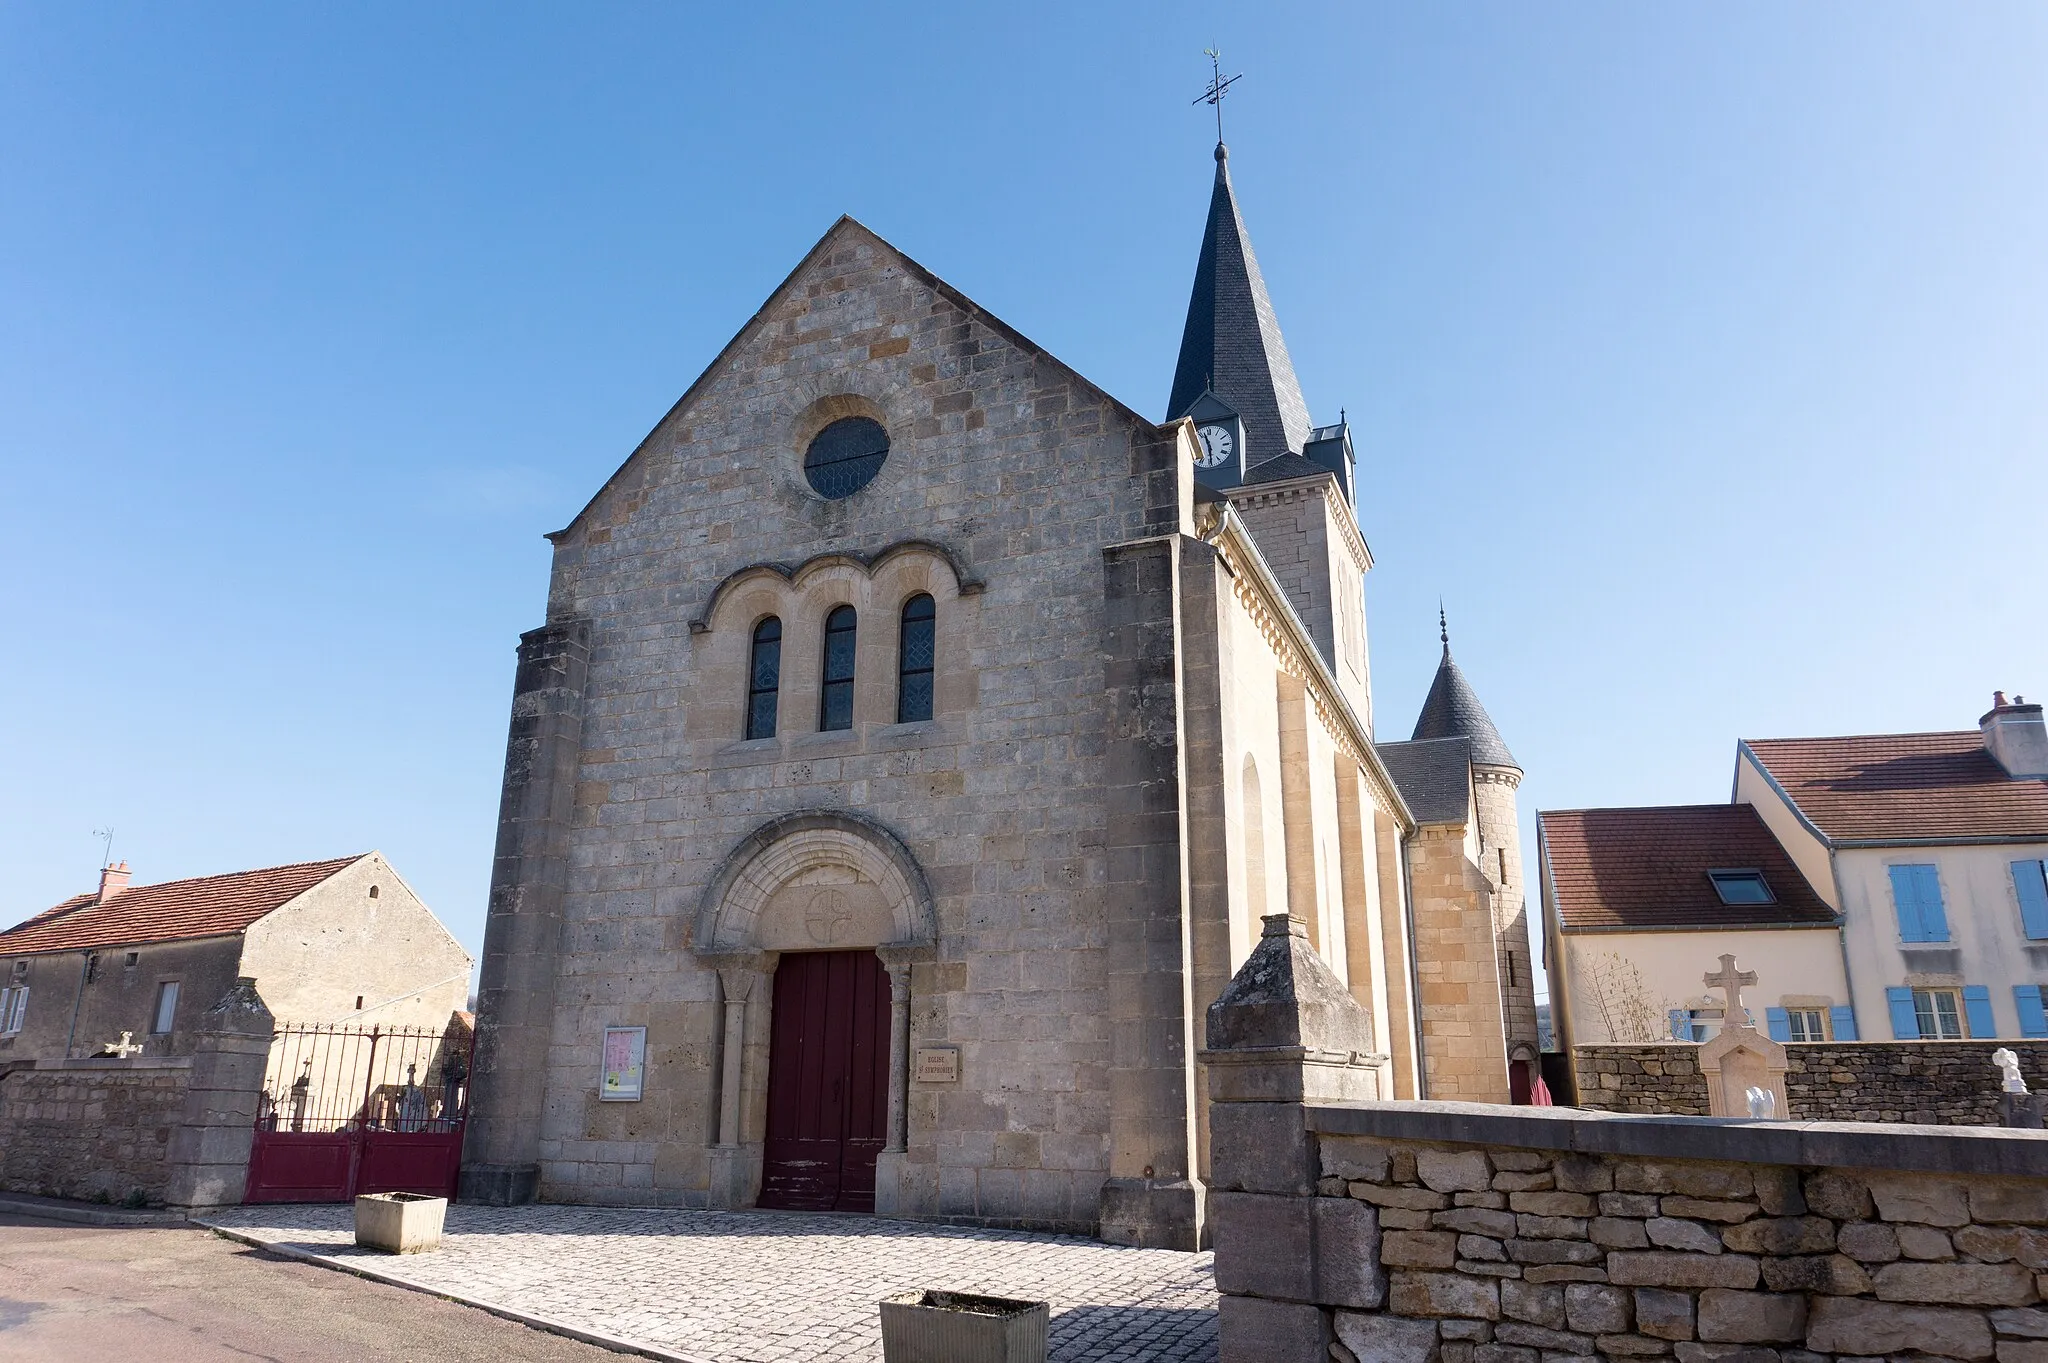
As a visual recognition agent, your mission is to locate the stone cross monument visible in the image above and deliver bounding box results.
[1695,954,1789,1120]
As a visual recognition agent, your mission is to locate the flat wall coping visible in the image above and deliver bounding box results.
[25,1057,194,1073]
[1307,1100,2048,1178]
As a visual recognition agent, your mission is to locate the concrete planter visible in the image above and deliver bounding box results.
[353,1192,446,1254]
[879,1290,1048,1363]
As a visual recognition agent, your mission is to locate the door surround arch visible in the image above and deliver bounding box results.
[693,810,936,955]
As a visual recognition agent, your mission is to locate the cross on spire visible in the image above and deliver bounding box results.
[1194,47,1242,146]
[1703,953,1758,1021]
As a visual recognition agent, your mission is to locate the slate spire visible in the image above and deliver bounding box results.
[1413,615,1519,770]
[1168,144,1314,460]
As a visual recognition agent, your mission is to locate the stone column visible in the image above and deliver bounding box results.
[703,952,774,1209]
[1200,915,1388,1363]
[872,949,919,1218]
[1097,535,1203,1251]
[461,619,590,1206]
[162,978,274,1210]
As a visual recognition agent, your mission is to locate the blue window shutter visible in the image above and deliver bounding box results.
[1886,986,1920,1039]
[1963,985,1996,1038]
[1829,1004,1858,1041]
[1889,865,1924,941]
[2014,861,2048,941]
[2014,986,2048,1040]
[1765,1007,1792,1042]
[1915,866,1950,942]
[1667,1009,1689,1041]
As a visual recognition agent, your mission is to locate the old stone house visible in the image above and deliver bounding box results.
[462,142,1537,1246]
[0,853,472,1061]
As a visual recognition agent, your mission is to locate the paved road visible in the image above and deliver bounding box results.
[0,1213,626,1363]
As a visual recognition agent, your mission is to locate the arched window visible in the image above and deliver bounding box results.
[896,594,935,723]
[819,605,857,731]
[1242,755,1268,921]
[746,617,782,740]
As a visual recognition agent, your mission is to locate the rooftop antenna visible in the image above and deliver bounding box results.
[1195,47,1242,147]
[93,826,115,874]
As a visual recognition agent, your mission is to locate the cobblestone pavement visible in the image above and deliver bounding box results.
[200,1204,1217,1363]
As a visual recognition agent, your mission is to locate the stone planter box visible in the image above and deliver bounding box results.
[353,1192,446,1254]
[879,1290,1048,1363]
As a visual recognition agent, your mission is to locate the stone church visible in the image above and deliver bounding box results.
[461,140,1539,1247]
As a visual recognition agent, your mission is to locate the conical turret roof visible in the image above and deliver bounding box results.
[1167,144,1313,461]
[1413,632,1518,771]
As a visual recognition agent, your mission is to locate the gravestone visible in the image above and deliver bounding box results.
[1695,954,1788,1120]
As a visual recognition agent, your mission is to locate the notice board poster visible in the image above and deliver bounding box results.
[600,1025,646,1101]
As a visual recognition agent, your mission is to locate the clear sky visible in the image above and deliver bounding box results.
[4,5,2044,999]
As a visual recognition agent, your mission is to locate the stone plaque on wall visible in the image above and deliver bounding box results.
[914,1047,959,1083]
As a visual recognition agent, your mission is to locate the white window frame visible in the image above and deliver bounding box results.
[1785,1007,1828,1043]
[0,986,27,1035]
[1911,987,1965,1040]
[150,980,180,1036]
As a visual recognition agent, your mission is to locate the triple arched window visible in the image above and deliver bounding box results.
[741,595,936,738]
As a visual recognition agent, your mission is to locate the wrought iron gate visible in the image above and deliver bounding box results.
[244,1021,472,1204]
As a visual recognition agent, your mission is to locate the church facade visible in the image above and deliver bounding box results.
[460,143,1537,1247]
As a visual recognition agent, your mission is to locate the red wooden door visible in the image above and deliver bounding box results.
[758,950,891,1212]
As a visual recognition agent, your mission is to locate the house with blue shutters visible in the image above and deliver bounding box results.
[1736,693,2048,1044]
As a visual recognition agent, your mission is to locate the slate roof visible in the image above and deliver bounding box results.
[1743,731,2048,844]
[1540,805,1836,932]
[1242,453,1330,486]
[1375,737,1474,826]
[1412,647,1518,769]
[1167,144,1314,463]
[0,856,363,956]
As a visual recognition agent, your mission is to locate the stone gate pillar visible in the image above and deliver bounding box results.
[163,977,274,1209]
[462,618,590,1206]
[1200,914,1388,1363]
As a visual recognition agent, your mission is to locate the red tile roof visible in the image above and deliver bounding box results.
[0,856,364,957]
[1744,731,2048,844]
[1540,805,1837,932]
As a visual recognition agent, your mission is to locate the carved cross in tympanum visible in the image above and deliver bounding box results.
[1703,954,1758,1023]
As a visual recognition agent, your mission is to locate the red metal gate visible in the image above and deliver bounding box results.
[758,950,891,1213]
[244,1020,472,1204]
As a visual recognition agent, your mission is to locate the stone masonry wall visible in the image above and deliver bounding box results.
[1576,1041,2048,1125]
[1212,1100,2048,1362]
[0,1059,190,1205]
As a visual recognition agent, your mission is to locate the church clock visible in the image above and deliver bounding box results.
[1195,423,1234,469]
[1176,389,1245,489]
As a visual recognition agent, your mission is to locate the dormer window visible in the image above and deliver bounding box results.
[1707,869,1775,906]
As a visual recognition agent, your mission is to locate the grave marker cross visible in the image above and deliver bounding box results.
[1703,953,1758,1023]
[99,1031,143,1058]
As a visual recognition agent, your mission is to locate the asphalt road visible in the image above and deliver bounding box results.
[0,1213,631,1362]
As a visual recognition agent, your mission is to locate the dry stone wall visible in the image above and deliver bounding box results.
[1575,1040,2048,1125]
[0,1059,189,1205]
[1211,1099,2048,1363]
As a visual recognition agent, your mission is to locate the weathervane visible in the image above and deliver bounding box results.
[1194,47,1242,145]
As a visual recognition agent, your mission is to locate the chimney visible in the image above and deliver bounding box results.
[1981,693,2048,780]
[98,861,131,902]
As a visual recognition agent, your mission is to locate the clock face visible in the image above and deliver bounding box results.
[1195,423,1235,469]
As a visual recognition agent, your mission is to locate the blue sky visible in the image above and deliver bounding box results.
[4,5,2044,998]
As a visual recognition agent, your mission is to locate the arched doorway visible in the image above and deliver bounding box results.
[693,811,936,1213]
